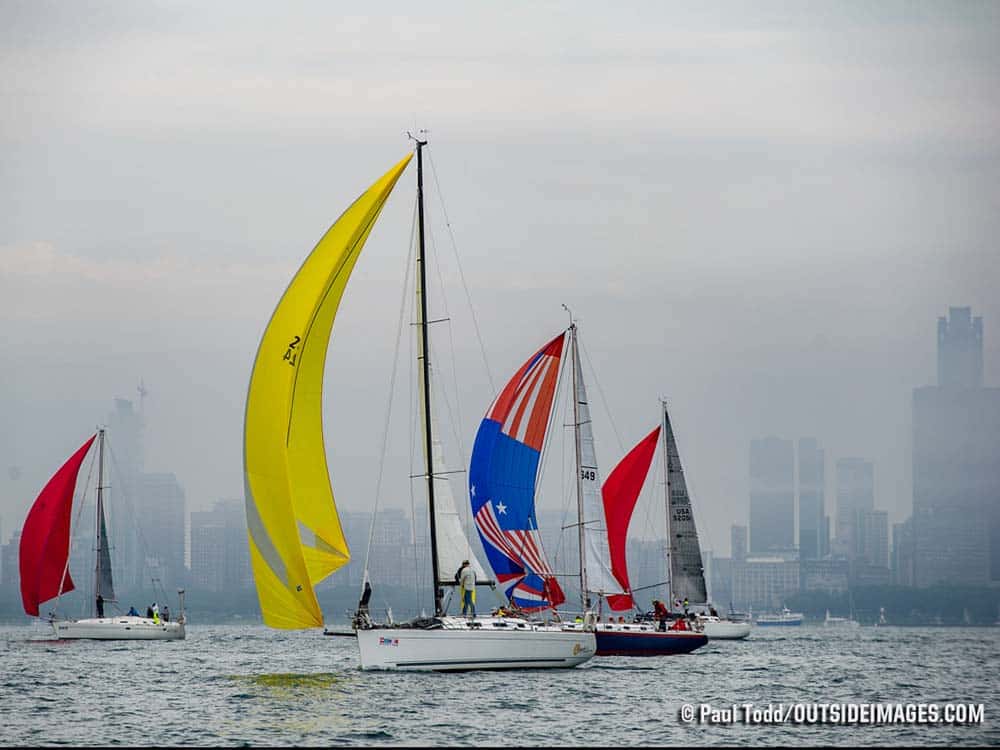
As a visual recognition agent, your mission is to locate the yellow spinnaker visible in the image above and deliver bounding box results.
[244,154,412,629]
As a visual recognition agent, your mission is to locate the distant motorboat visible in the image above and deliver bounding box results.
[755,607,803,627]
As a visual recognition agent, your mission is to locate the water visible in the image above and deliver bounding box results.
[2,623,997,746]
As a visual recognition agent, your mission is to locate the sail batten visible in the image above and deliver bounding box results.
[19,434,96,617]
[243,154,412,629]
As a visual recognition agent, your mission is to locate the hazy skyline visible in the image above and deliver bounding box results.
[2,1,999,558]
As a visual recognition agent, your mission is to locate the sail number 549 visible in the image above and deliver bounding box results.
[581,469,596,481]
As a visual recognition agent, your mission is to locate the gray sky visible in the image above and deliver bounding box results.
[2,0,998,557]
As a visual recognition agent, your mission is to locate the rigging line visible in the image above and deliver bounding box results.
[104,435,183,609]
[425,146,495,393]
[407,216,424,607]
[531,329,571,584]
[362,193,418,591]
[579,336,625,456]
[424,216,478,555]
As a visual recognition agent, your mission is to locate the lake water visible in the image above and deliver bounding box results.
[2,622,997,746]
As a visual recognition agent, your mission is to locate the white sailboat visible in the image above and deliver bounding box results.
[242,138,595,671]
[20,428,186,640]
[824,592,860,628]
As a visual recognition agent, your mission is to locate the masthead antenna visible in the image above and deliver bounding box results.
[561,303,574,328]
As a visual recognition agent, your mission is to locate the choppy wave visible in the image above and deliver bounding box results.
[1,624,997,746]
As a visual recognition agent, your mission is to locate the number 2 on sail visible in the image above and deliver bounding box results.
[283,335,301,366]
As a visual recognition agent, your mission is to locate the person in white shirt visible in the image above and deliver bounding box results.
[457,560,476,618]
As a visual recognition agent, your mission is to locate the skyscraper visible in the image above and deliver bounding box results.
[749,437,794,556]
[938,306,983,388]
[798,438,826,561]
[190,499,251,592]
[834,457,874,561]
[913,307,1000,586]
[731,524,747,562]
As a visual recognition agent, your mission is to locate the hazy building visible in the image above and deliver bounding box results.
[1,531,18,586]
[938,306,983,389]
[106,397,145,588]
[136,472,186,589]
[710,557,734,609]
[798,437,827,561]
[731,524,747,563]
[732,557,800,613]
[366,508,416,588]
[834,458,874,561]
[749,437,794,556]
[801,558,850,594]
[325,510,375,588]
[913,307,1000,587]
[859,509,889,569]
[190,499,251,592]
[892,518,915,587]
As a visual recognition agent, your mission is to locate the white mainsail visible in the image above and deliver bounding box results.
[571,329,624,599]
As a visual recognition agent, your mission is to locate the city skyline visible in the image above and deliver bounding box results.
[3,3,999,564]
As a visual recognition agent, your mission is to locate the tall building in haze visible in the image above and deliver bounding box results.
[913,307,1000,586]
[834,457,874,561]
[797,438,827,561]
[749,437,794,556]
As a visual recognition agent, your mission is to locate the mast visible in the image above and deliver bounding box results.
[569,322,589,611]
[94,428,105,618]
[661,398,672,609]
[414,136,444,617]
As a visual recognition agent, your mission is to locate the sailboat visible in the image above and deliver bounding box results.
[242,138,596,671]
[824,609,860,628]
[824,592,860,628]
[469,322,706,655]
[602,400,750,642]
[19,429,186,640]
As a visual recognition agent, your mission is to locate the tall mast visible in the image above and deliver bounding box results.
[414,137,443,616]
[661,399,672,608]
[94,428,106,617]
[569,322,589,610]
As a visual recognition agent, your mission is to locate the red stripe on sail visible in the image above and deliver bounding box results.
[19,434,96,616]
[602,426,660,612]
[486,333,565,425]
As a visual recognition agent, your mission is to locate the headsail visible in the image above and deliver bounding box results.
[20,434,96,617]
[602,426,661,611]
[570,331,624,600]
[663,404,708,604]
[243,154,412,629]
[469,333,566,611]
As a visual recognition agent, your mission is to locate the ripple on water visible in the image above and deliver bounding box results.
[1,624,997,746]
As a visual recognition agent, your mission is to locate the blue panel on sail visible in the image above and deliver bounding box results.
[468,334,566,611]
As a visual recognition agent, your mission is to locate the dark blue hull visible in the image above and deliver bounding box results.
[594,628,708,656]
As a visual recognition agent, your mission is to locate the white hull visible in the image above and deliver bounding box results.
[356,617,595,671]
[824,620,861,628]
[52,616,186,641]
[700,618,752,640]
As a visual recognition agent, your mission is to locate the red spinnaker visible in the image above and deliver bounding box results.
[602,426,661,611]
[19,434,96,616]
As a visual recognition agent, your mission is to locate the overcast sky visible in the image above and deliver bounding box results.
[2,0,998,559]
